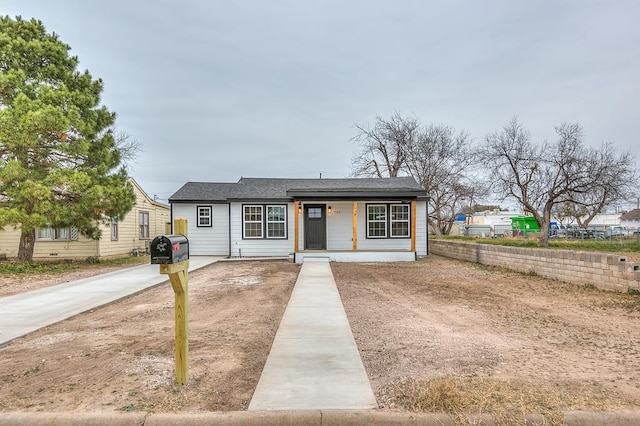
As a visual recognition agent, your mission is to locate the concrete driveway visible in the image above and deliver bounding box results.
[0,256,221,347]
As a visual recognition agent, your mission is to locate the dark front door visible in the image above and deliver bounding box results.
[304,204,326,250]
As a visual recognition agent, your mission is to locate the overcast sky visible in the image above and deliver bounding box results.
[3,1,640,203]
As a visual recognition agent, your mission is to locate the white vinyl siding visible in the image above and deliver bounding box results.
[172,203,230,255]
[358,201,414,251]
[415,201,428,256]
[230,203,293,257]
[169,199,428,258]
[325,202,353,250]
[325,201,420,251]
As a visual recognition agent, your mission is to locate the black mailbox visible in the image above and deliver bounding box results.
[150,234,189,264]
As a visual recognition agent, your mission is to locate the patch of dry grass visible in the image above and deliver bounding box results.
[596,297,640,312]
[391,376,631,426]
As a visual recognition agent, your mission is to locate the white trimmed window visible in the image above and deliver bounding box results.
[243,205,263,238]
[197,206,212,227]
[367,205,387,238]
[390,204,410,237]
[366,203,411,239]
[243,204,288,239]
[267,205,286,238]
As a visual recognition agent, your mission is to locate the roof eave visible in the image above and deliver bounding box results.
[287,190,427,199]
[169,199,229,204]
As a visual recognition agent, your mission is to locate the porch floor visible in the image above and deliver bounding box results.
[293,250,417,263]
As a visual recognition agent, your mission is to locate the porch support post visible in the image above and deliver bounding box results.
[352,201,358,251]
[411,200,417,252]
[294,201,299,253]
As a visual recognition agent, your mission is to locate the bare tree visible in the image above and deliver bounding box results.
[350,113,419,177]
[481,117,637,245]
[404,124,484,236]
[351,114,482,236]
[114,130,142,169]
[562,142,636,228]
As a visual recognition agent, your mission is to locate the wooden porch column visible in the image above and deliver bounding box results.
[294,201,299,253]
[411,200,417,252]
[352,201,358,251]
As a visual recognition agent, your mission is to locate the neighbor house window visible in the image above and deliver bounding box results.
[390,204,410,237]
[243,204,288,239]
[37,227,52,240]
[36,226,78,241]
[367,205,387,238]
[197,206,212,227]
[139,211,150,239]
[55,227,70,240]
[366,203,411,239]
[111,218,119,240]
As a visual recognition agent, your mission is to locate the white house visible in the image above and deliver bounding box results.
[620,209,640,232]
[168,177,429,263]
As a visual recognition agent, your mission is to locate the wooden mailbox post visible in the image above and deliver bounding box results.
[151,218,189,386]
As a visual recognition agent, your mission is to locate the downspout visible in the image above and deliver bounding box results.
[170,203,174,234]
[293,201,299,264]
[426,198,430,256]
[411,200,417,260]
[228,203,232,258]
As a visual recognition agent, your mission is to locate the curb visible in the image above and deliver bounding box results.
[1,410,640,425]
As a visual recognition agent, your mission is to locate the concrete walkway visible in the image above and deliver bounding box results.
[249,258,377,411]
[0,256,221,347]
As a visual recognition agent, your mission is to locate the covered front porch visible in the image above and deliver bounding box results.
[290,198,425,263]
[293,249,417,264]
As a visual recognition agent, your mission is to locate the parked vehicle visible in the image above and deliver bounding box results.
[604,226,630,238]
[549,223,566,237]
[566,226,595,239]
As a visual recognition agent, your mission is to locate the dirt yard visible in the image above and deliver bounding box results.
[1,256,639,420]
[0,261,299,412]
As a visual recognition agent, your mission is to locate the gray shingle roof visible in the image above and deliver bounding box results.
[169,177,426,202]
[168,182,237,202]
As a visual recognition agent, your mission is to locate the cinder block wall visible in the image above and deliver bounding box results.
[430,240,640,293]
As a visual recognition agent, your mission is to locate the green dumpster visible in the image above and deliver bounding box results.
[510,216,540,237]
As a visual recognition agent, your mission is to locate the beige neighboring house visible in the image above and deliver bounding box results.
[0,179,170,261]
